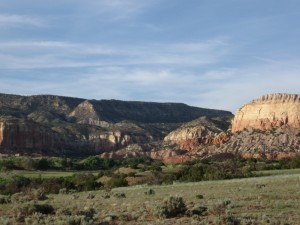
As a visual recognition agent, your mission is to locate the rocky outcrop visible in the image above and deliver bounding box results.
[232,93,300,132]
[3,92,299,162]
[100,146,193,163]
[69,100,101,124]
[219,126,300,159]
[163,117,231,151]
[0,93,233,157]
[99,94,300,162]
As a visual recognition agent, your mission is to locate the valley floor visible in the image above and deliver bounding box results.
[1,169,300,224]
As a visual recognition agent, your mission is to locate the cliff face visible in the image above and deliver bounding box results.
[0,117,158,155]
[4,92,298,161]
[164,117,231,151]
[232,93,300,132]
[141,94,300,161]
[0,118,64,155]
[0,93,232,157]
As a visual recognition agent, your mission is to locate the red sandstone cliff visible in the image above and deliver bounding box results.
[0,118,151,155]
[0,118,63,154]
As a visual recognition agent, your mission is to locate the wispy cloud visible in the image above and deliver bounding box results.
[0,14,45,27]
[1,59,299,112]
[0,38,229,69]
[72,0,152,21]
[0,0,298,113]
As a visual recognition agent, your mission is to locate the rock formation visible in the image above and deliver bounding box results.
[0,93,232,157]
[163,117,231,151]
[0,118,63,155]
[2,92,299,161]
[219,126,300,159]
[232,93,300,132]
[149,94,300,160]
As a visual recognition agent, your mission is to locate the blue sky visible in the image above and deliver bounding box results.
[0,0,300,112]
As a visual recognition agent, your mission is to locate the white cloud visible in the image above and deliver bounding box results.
[0,38,228,69]
[1,61,299,113]
[73,0,152,21]
[0,14,45,27]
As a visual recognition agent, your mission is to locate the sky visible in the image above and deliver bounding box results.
[0,0,300,113]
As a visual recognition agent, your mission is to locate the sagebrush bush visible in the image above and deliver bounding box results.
[56,205,96,222]
[0,195,11,204]
[113,192,126,198]
[25,188,47,200]
[13,202,54,222]
[11,192,31,203]
[87,192,95,199]
[196,194,204,199]
[106,176,128,188]
[144,188,155,195]
[59,188,68,194]
[209,198,235,216]
[0,217,16,225]
[25,214,90,225]
[186,205,207,217]
[156,196,187,218]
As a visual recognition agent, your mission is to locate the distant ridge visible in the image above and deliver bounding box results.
[0,93,232,123]
[0,93,233,156]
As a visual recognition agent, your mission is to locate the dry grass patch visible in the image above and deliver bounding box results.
[0,171,299,224]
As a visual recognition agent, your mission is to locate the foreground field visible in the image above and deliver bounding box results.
[0,169,299,224]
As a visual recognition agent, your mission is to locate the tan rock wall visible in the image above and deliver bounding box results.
[232,93,300,132]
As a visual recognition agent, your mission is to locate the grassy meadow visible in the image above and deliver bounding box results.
[0,168,299,224]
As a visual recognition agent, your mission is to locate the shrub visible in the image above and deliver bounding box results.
[0,175,31,195]
[59,188,68,194]
[35,158,52,170]
[144,189,155,195]
[87,192,95,199]
[186,205,207,216]
[156,196,187,218]
[196,194,204,199]
[0,195,11,204]
[177,165,205,182]
[0,217,16,225]
[102,193,111,199]
[70,173,102,192]
[56,205,96,222]
[13,202,54,222]
[113,192,126,198]
[162,173,177,184]
[16,157,36,170]
[25,188,47,200]
[107,176,128,189]
[209,199,234,216]
[11,192,31,203]
[33,204,55,214]
[83,156,116,170]
[148,165,162,172]
[0,159,16,171]
[121,157,153,168]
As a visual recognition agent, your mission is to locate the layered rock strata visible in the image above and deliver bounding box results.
[163,117,231,151]
[219,126,300,159]
[0,119,63,155]
[232,93,300,132]
[0,93,232,157]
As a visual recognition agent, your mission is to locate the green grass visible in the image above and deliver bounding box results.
[0,170,100,179]
[1,168,299,224]
[255,168,300,176]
